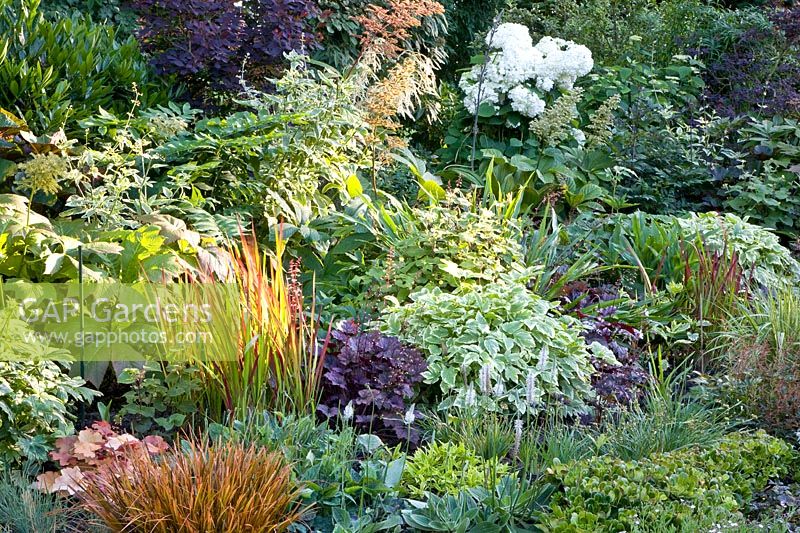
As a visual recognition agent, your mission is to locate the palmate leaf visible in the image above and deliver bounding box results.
[138,213,201,246]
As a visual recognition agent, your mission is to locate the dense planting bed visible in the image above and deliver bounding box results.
[1,0,800,531]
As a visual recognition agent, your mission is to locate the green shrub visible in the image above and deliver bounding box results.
[380,276,613,415]
[632,506,790,533]
[544,431,797,532]
[361,192,525,303]
[402,441,511,498]
[151,56,375,232]
[116,362,203,435]
[505,0,723,66]
[0,307,97,464]
[723,117,800,234]
[579,58,719,213]
[41,0,137,34]
[0,0,170,134]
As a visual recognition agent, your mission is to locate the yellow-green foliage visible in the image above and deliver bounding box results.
[364,193,525,303]
[402,441,511,498]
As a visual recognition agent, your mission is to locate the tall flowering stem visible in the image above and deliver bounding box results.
[470,13,504,170]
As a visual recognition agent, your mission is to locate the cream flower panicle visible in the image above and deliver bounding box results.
[18,153,68,196]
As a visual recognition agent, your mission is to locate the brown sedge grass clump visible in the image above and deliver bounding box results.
[717,287,800,433]
[78,438,304,533]
[729,342,800,433]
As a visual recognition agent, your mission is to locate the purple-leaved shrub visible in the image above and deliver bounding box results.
[692,6,800,117]
[131,0,319,103]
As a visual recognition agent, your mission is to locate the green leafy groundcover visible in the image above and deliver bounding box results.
[543,431,797,532]
[0,307,98,464]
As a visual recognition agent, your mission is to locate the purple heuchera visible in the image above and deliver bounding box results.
[318,320,427,443]
[561,282,648,407]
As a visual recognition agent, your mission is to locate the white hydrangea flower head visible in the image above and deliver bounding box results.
[459,68,502,113]
[508,85,546,118]
[487,23,533,52]
[535,76,555,92]
[534,36,593,91]
[459,23,593,118]
[533,36,566,56]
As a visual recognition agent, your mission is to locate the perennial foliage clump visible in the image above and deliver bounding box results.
[403,441,512,498]
[0,308,97,464]
[381,277,615,415]
[319,320,428,442]
[364,193,525,302]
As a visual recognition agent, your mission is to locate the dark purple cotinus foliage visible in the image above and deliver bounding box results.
[132,0,245,90]
[319,320,427,443]
[131,0,319,103]
[561,282,648,408]
[691,7,800,117]
[247,0,319,62]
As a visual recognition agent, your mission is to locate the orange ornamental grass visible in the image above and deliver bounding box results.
[211,227,332,416]
[168,226,332,419]
[79,438,304,533]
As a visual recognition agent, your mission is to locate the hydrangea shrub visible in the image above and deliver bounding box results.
[442,23,602,165]
[459,23,593,117]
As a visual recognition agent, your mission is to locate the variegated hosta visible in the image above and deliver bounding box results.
[380,275,617,416]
